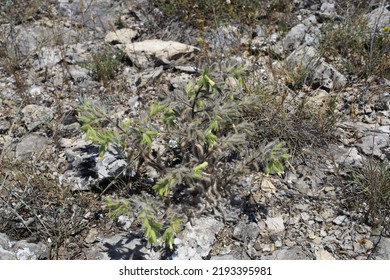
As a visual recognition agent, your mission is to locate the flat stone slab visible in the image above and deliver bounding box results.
[125,40,199,68]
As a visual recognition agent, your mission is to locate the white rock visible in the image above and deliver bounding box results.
[22,104,54,131]
[105,29,138,44]
[33,47,63,70]
[301,212,310,221]
[316,249,336,260]
[332,215,347,225]
[172,217,223,260]
[125,40,199,68]
[265,216,285,233]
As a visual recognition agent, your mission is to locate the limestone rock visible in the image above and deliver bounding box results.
[285,45,347,90]
[283,23,307,52]
[316,248,336,260]
[264,247,312,260]
[15,133,48,161]
[365,4,390,35]
[105,29,138,44]
[265,216,285,233]
[22,104,54,131]
[233,222,260,242]
[172,216,224,260]
[125,40,199,68]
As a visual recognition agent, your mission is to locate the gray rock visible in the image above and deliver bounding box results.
[378,126,390,134]
[68,65,91,84]
[283,24,308,52]
[311,60,347,90]
[57,0,122,36]
[15,133,48,161]
[212,25,241,53]
[357,134,389,159]
[117,215,134,230]
[303,15,317,27]
[135,66,164,88]
[332,215,347,225]
[265,216,285,233]
[33,47,63,70]
[246,244,259,259]
[22,104,54,131]
[264,246,312,260]
[285,45,346,90]
[328,144,364,168]
[59,141,129,191]
[301,212,310,222]
[365,4,390,35]
[320,1,336,18]
[125,40,199,68]
[12,240,49,260]
[304,26,322,46]
[172,216,224,260]
[105,29,138,45]
[233,222,260,242]
[174,65,198,73]
[0,247,17,260]
[0,119,10,134]
[0,233,12,251]
[86,233,160,260]
[96,150,127,179]
[372,237,390,260]
[210,254,235,260]
[169,73,193,89]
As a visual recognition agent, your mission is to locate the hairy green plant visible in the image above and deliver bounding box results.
[77,62,290,248]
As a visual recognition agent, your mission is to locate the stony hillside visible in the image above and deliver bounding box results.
[0,0,389,260]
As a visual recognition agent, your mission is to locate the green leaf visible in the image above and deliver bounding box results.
[193,162,208,178]
[162,215,182,250]
[140,210,163,247]
[152,178,173,196]
[142,131,157,150]
[149,103,166,118]
[98,145,106,159]
[163,108,176,127]
[122,119,133,129]
[203,74,215,87]
[209,115,222,131]
[205,130,218,146]
[162,227,174,250]
[105,197,131,218]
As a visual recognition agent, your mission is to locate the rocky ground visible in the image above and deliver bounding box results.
[0,0,389,260]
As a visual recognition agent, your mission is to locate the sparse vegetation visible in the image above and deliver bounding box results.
[77,46,125,85]
[323,8,390,79]
[152,0,292,27]
[349,159,390,231]
[0,0,389,260]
